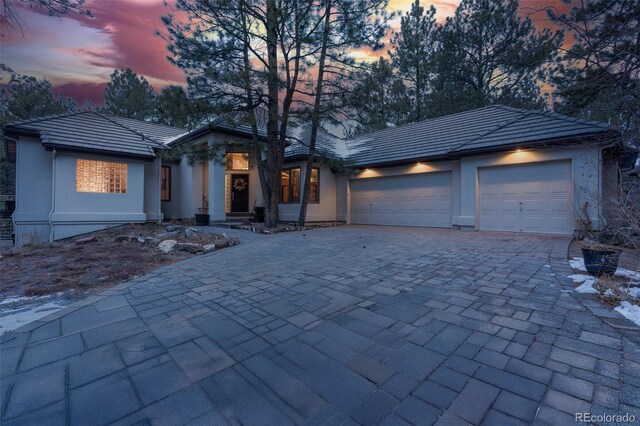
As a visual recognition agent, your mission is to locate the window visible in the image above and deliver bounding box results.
[309,168,320,203]
[281,168,300,203]
[161,165,171,201]
[225,153,249,170]
[76,159,127,193]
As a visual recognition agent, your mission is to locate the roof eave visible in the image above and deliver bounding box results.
[42,143,156,162]
[354,131,620,169]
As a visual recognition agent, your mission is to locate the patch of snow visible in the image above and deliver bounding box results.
[0,296,39,305]
[569,257,587,272]
[568,274,593,284]
[543,264,551,268]
[604,289,616,298]
[615,267,640,282]
[622,286,640,299]
[575,279,599,294]
[615,301,640,327]
[0,301,65,334]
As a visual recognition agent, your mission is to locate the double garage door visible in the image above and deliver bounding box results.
[349,161,573,234]
[350,172,452,228]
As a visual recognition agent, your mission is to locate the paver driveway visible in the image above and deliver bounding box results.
[1,226,639,426]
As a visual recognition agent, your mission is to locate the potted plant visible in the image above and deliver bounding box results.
[195,196,209,226]
[581,243,622,277]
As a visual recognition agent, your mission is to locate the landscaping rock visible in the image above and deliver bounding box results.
[184,227,199,238]
[115,235,135,243]
[137,237,160,245]
[157,231,179,238]
[203,244,216,253]
[175,243,202,254]
[158,240,178,253]
[75,236,96,245]
[165,224,182,232]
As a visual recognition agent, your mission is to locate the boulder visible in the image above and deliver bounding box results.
[115,235,135,243]
[184,227,199,238]
[75,235,96,244]
[175,242,202,253]
[158,239,178,253]
[203,244,216,253]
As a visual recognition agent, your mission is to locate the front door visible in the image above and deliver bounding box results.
[231,174,249,213]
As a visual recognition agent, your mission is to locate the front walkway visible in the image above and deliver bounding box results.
[1,226,639,425]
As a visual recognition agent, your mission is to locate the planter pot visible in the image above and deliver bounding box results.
[254,207,265,223]
[581,247,621,277]
[195,214,210,226]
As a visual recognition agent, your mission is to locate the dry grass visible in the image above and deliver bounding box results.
[0,223,231,299]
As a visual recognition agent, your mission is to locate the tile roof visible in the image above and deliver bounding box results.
[5,111,185,159]
[347,105,615,166]
[285,126,349,159]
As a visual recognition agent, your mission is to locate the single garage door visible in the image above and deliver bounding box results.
[478,160,573,234]
[350,172,452,227]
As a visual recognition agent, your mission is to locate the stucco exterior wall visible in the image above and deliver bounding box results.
[278,163,338,222]
[144,159,162,222]
[13,136,53,246]
[14,136,150,246]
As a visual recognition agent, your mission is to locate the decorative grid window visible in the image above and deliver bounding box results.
[309,168,320,203]
[161,165,171,201]
[225,153,249,171]
[76,159,127,193]
[224,174,231,213]
[281,168,300,203]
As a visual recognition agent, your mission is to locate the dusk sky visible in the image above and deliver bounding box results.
[1,0,569,104]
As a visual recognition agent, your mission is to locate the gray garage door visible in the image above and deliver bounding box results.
[350,172,452,227]
[478,160,573,234]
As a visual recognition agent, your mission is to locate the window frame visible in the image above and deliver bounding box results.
[309,167,320,204]
[161,165,171,202]
[280,167,301,204]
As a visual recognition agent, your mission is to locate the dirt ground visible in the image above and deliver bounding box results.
[0,223,236,299]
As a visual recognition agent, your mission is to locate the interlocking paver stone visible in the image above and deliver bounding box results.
[1,226,638,425]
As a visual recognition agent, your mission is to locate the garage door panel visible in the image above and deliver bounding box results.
[350,172,452,228]
[478,161,573,234]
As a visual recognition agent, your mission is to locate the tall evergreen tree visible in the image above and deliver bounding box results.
[430,0,562,116]
[549,0,640,146]
[389,0,437,121]
[102,68,156,121]
[349,57,411,135]
[0,73,76,121]
[0,70,77,195]
[155,85,191,128]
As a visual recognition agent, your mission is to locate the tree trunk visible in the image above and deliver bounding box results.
[298,0,331,226]
[263,0,281,228]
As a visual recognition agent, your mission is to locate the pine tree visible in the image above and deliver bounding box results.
[430,0,562,116]
[389,0,437,122]
[155,85,191,128]
[349,57,411,135]
[102,68,156,121]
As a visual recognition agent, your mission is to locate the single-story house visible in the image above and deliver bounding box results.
[4,105,622,246]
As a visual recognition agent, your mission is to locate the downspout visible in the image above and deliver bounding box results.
[5,135,19,246]
[157,159,162,224]
[48,148,57,242]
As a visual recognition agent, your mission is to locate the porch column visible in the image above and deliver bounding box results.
[208,135,226,222]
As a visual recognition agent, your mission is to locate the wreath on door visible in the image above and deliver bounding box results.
[233,177,248,191]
